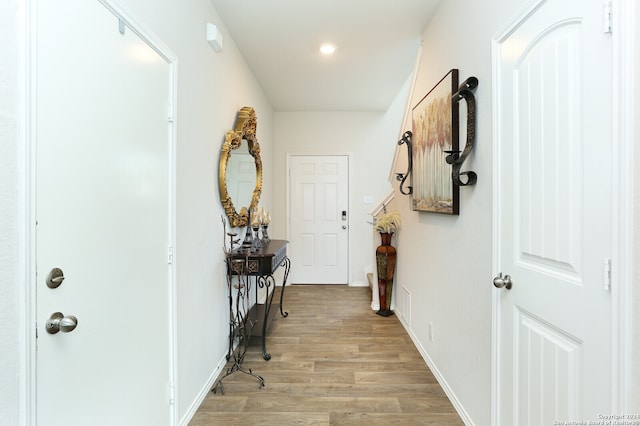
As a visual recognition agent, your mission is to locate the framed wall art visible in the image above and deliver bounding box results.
[411,69,459,215]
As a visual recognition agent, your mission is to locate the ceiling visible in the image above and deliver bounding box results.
[210,0,442,112]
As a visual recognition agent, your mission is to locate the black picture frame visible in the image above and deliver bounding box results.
[411,69,459,215]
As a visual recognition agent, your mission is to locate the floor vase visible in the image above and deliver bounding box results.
[376,232,396,317]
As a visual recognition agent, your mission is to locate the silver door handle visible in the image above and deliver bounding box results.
[46,312,78,334]
[493,273,512,290]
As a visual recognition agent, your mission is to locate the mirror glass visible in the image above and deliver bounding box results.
[225,141,256,213]
[219,107,262,227]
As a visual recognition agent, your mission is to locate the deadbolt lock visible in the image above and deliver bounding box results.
[46,268,65,289]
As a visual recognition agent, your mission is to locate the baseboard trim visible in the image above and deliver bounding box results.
[397,314,474,425]
[179,354,227,426]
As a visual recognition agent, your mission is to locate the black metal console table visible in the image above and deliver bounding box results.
[213,239,290,394]
[231,239,290,361]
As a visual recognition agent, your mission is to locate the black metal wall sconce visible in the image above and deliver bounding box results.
[445,76,479,186]
[395,130,413,195]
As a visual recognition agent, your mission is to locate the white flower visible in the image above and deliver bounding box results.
[374,211,401,233]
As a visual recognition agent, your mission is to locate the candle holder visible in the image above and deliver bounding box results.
[261,210,271,243]
[261,224,270,242]
[241,225,254,252]
[252,224,262,250]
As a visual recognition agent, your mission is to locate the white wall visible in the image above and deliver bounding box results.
[388,0,526,423]
[272,80,408,285]
[0,1,25,423]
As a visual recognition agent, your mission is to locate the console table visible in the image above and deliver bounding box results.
[213,239,290,394]
[227,239,290,361]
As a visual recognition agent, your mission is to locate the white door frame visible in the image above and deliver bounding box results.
[23,0,179,423]
[490,0,635,422]
[608,0,636,410]
[286,153,353,285]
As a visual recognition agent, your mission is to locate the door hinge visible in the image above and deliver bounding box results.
[168,382,175,405]
[603,258,611,291]
[603,1,612,33]
[168,245,174,264]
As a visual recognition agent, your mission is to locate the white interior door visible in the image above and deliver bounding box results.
[288,155,349,284]
[36,1,174,424]
[493,0,612,423]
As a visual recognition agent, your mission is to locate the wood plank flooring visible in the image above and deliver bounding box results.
[189,285,464,426]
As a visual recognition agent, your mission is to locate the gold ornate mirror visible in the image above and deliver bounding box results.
[219,107,263,227]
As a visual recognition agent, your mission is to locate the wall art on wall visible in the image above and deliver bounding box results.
[411,69,459,215]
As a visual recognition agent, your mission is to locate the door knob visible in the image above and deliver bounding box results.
[46,312,78,334]
[342,225,347,229]
[493,273,512,290]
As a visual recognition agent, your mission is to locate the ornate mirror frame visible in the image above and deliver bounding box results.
[219,106,263,227]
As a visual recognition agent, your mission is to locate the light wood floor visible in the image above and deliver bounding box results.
[189,285,464,426]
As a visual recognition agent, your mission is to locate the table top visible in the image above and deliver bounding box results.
[232,239,288,259]
[228,239,289,276]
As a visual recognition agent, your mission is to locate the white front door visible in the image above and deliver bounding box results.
[288,155,349,284]
[493,0,613,423]
[36,1,174,424]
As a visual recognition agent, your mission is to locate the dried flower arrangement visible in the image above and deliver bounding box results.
[374,210,401,234]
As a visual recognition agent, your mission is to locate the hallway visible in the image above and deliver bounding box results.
[189,285,463,425]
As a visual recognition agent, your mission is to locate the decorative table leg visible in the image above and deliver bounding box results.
[259,275,275,361]
[214,255,265,392]
[279,257,290,318]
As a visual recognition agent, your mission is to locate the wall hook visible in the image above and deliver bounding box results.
[445,76,478,186]
[395,130,413,195]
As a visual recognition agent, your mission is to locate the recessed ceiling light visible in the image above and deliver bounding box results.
[319,43,336,55]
